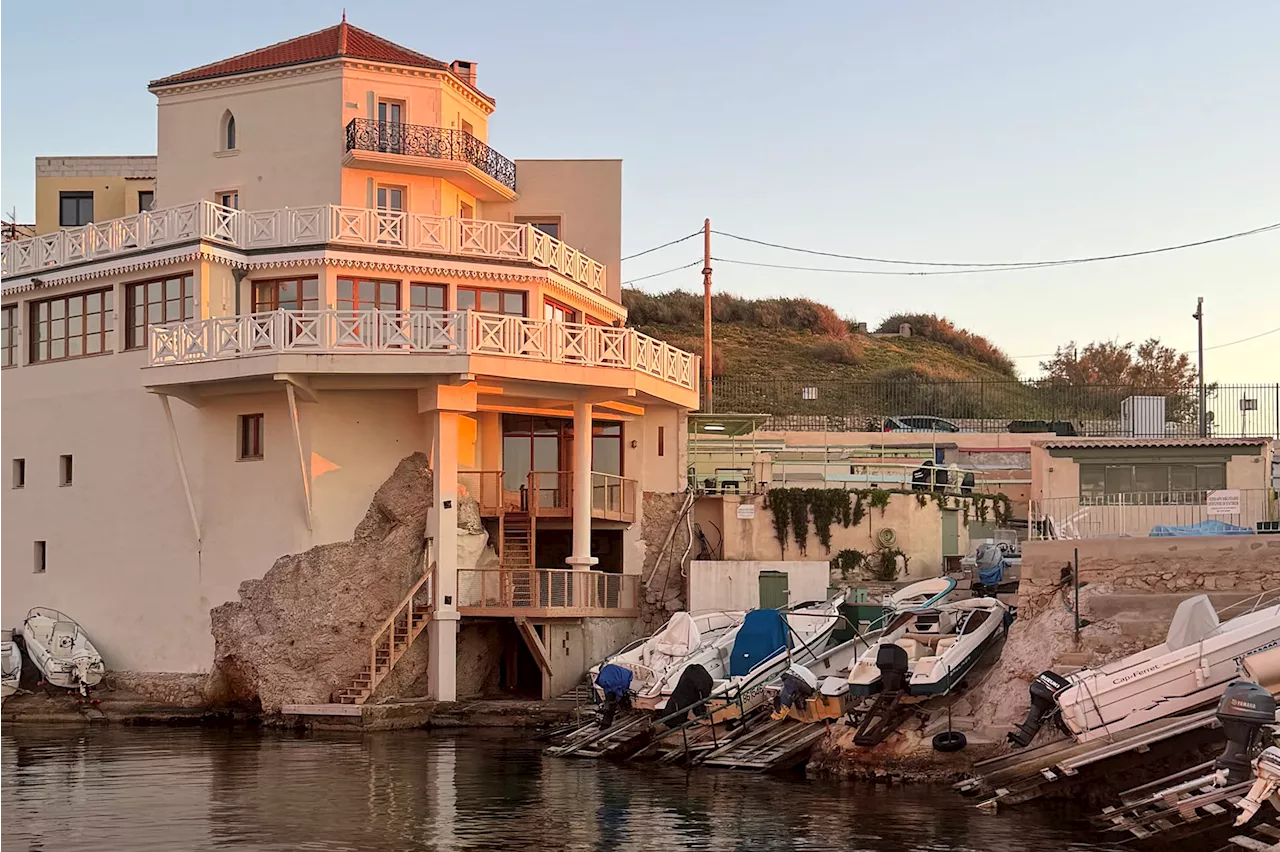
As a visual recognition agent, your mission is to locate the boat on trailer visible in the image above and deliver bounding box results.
[1010,594,1280,747]
[588,610,745,707]
[1,634,21,701]
[17,608,105,694]
[845,597,1010,745]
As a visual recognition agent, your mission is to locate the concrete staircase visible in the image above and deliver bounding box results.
[335,562,436,706]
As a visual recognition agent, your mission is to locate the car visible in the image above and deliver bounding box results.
[882,416,964,433]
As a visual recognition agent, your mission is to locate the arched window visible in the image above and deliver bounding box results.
[220,111,237,151]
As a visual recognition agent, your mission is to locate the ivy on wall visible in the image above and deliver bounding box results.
[764,486,1016,556]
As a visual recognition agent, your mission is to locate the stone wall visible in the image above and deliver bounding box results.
[36,156,157,178]
[1019,535,1280,617]
[638,491,692,633]
[106,672,213,708]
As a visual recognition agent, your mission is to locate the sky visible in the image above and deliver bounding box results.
[2,1,1277,380]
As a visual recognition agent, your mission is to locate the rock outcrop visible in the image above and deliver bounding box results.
[210,454,434,711]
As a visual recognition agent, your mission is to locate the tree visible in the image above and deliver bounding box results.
[1040,338,1196,389]
[1039,338,1202,424]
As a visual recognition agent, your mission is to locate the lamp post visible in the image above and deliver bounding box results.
[1193,297,1205,437]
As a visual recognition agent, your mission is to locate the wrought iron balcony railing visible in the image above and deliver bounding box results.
[345,118,517,191]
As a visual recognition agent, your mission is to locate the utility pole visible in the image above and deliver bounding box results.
[1193,297,1205,437]
[706,218,716,411]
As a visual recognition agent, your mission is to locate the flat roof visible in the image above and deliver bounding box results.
[1035,437,1272,450]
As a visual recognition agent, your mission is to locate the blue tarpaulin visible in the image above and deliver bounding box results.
[1150,519,1254,537]
[595,664,633,701]
[729,609,788,677]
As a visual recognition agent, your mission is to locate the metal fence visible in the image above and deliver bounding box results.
[1030,489,1279,540]
[709,379,1280,438]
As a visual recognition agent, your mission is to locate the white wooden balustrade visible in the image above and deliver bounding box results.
[2,201,608,294]
[148,309,698,391]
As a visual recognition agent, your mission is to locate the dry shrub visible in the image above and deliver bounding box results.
[876,313,1016,376]
[812,337,865,366]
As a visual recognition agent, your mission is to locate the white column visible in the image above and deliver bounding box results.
[427,408,460,701]
[567,400,598,568]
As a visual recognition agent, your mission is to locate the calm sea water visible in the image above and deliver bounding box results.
[2,726,1117,851]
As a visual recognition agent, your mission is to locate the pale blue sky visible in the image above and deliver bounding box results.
[3,1,1277,379]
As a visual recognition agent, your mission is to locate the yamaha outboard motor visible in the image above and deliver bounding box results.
[1214,681,1277,784]
[877,644,910,694]
[1008,670,1072,747]
[667,664,713,723]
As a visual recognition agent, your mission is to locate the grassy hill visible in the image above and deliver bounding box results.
[623,289,1018,384]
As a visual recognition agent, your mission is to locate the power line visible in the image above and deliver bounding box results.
[710,257,1040,276]
[712,220,1280,269]
[620,259,701,285]
[622,231,700,262]
[1011,326,1280,360]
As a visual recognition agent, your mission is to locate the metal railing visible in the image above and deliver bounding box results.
[591,472,637,522]
[456,569,638,616]
[345,118,517,191]
[710,379,1280,438]
[2,201,606,294]
[147,309,696,393]
[1030,489,1278,540]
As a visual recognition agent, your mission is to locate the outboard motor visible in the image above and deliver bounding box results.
[1008,670,1072,747]
[1214,681,1277,784]
[877,644,910,694]
[774,663,818,716]
[1235,746,1280,826]
[667,664,713,723]
[594,664,633,728]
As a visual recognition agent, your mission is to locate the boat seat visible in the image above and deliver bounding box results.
[935,637,959,655]
[901,632,947,648]
[896,639,925,661]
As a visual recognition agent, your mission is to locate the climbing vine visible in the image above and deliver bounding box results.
[867,488,892,515]
[829,548,866,580]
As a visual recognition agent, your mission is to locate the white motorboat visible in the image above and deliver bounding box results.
[589,610,744,706]
[1010,595,1280,747]
[847,597,1009,700]
[2,635,22,701]
[17,608,105,693]
[870,577,958,628]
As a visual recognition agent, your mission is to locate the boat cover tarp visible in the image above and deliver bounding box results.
[975,543,1007,586]
[594,664,633,702]
[729,609,787,677]
[1150,519,1254,537]
[644,611,700,671]
[668,664,713,721]
[1165,595,1221,651]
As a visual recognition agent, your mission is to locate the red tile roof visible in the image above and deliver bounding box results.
[149,19,490,101]
[1036,437,1272,449]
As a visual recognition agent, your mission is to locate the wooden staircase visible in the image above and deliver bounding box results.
[500,514,534,571]
[335,562,436,705]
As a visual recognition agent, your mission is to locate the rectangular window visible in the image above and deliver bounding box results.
[377,101,404,153]
[217,190,239,209]
[29,288,114,363]
[12,458,25,489]
[460,118,474,136]
[253,277,320,312]
[59,192,94,227]
[337,277,400,312]
[657,426,665,458]
[138,190,155,212]
[459,201,474,220]
[592,422,623,476]
[410,283,447,311]
[543,298,578,324]
[2,304,16,368]
[59,454,73,487]
[457,287,525,317]
[1079,462,1229,504]
[517,217,561,240]
[376,185,405,212]
[238,414,264,461]
[34,541,46,574]
[126,274,196,349]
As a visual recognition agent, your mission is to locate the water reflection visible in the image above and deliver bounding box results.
[2,726,1116,851]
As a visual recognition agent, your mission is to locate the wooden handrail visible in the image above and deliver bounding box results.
[367,561,436,698]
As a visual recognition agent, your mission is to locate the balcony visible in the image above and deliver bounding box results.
[344,119,517,202]
[1,201,607,296]
[459,470,638,523]
[457,569,639,618]
[146,309,697,398]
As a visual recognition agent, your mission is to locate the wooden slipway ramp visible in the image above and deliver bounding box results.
[955,708,1227,809]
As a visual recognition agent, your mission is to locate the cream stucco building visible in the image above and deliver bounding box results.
[1,21,698,706]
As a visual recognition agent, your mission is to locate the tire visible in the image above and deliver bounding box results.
[933,731,967,753]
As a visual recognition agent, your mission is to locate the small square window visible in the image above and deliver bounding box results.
[34,541,46,574]
[238,413,264,461]
[12,458,25,488]
[59,454,73,487]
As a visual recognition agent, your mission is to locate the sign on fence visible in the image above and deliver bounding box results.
[1206,489,1241,515]
[737,503,756,519]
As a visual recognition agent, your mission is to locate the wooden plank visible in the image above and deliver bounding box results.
[281,703,362,717]
[515,617,554,676]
